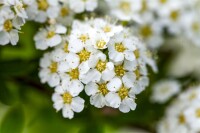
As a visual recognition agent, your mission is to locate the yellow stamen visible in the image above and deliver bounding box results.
[60,7,69,17]
[96,60,107,72]
[119,1,131,13]
[49,62,58,73]
[140,25,153,38]
[62,92,72,104]
[196,108,200,118]
[47,31,55,38]
[69,68,79,80]
[118,86,129,100]
[170,10,179,21]
[179,114,185,124]
[78,49,91,62]
[103,25,111,33]
[79,34,90,43]
[37,0,49,11]
[134,49,140,59]
[115,43,126,52]
[98,83,109,96]
[63,42,69,53]
[4,20,13,32]
[115,65,125,77]
[96,40,106,49]
[160,0,167,4]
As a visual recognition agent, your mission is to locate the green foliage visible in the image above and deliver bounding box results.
[0,105,25,133]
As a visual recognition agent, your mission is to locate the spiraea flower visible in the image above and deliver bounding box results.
[52,78,84,119]
[151,79,181,104]
[69,0,98,13]
[34,24,67,50]
[26,0,59,23]
[157,85,200,133]
[0,0,27,45]
[37,18,156,119]
[105,0,142,21]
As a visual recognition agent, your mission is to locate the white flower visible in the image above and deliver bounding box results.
[108,30,137,62]
[157,85,200,133]
[27,0,59,23]
[68,21,95,53]
[105,77,137,113]
[80,52,115,84]
[135,19,164,49]
[85,81,110,108]
[34,24,67,50]
[39,52,61,87]
[151,79,181,103]
[69,0,98,13]
[90,18,123,37]
[56,2,74,26]
[105,0,142,21]
[0,7,19,45]
[182,12,200,47]
[52,78,84,119]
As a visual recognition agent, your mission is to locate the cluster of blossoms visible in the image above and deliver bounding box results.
[151,79,181,104]
[23,0,98,24]
[157,85,200,133]
[0,0,27,45]
[38,18,157,119]
[105,0,200,48]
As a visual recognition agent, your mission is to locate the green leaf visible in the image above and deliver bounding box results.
[0,81,12,105]
[0,105,25,133]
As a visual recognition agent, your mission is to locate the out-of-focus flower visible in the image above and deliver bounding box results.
[34,24,67,50]
[69,0,98,13]
[157,85,200,133]
[0,0,27,45]
[151,79,181,103]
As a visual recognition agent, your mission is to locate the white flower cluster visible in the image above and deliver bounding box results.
[157,85,200,133]
[38,18,157,119]
[151,79,181,104]
[0,0,27,45]
[105,0,200,48]
[24,0,98,23]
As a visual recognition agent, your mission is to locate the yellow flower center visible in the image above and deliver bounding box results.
[37,0,49,11]
[192,22,199,32]
[96,40,107,49]
[103,25,111,33]
[60,7,70,17]
[115,43,126,52]
[160,0,167,4]
[62,92,72,104]
[63,42,69,53]
[119,1,131,13]
[115,65,125,77]
[69,68,79,80]
[78,49,91,62]
[96,60,107,72]
[134,49,140,59]
[98,83,109,96]
[135,69,141,80]
[189,93,197,100]
[49,62,58,73]
[4,20,13,32]
[79,34,90,43]
[47,31,55,38]
[140,0,148,13]
[140,25,153,38]
[196,108,200,118]
[118,86,129,100]
[179,114,185,124]
[170,10,179,21]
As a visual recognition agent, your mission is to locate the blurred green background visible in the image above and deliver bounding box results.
[0,22,189,133]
